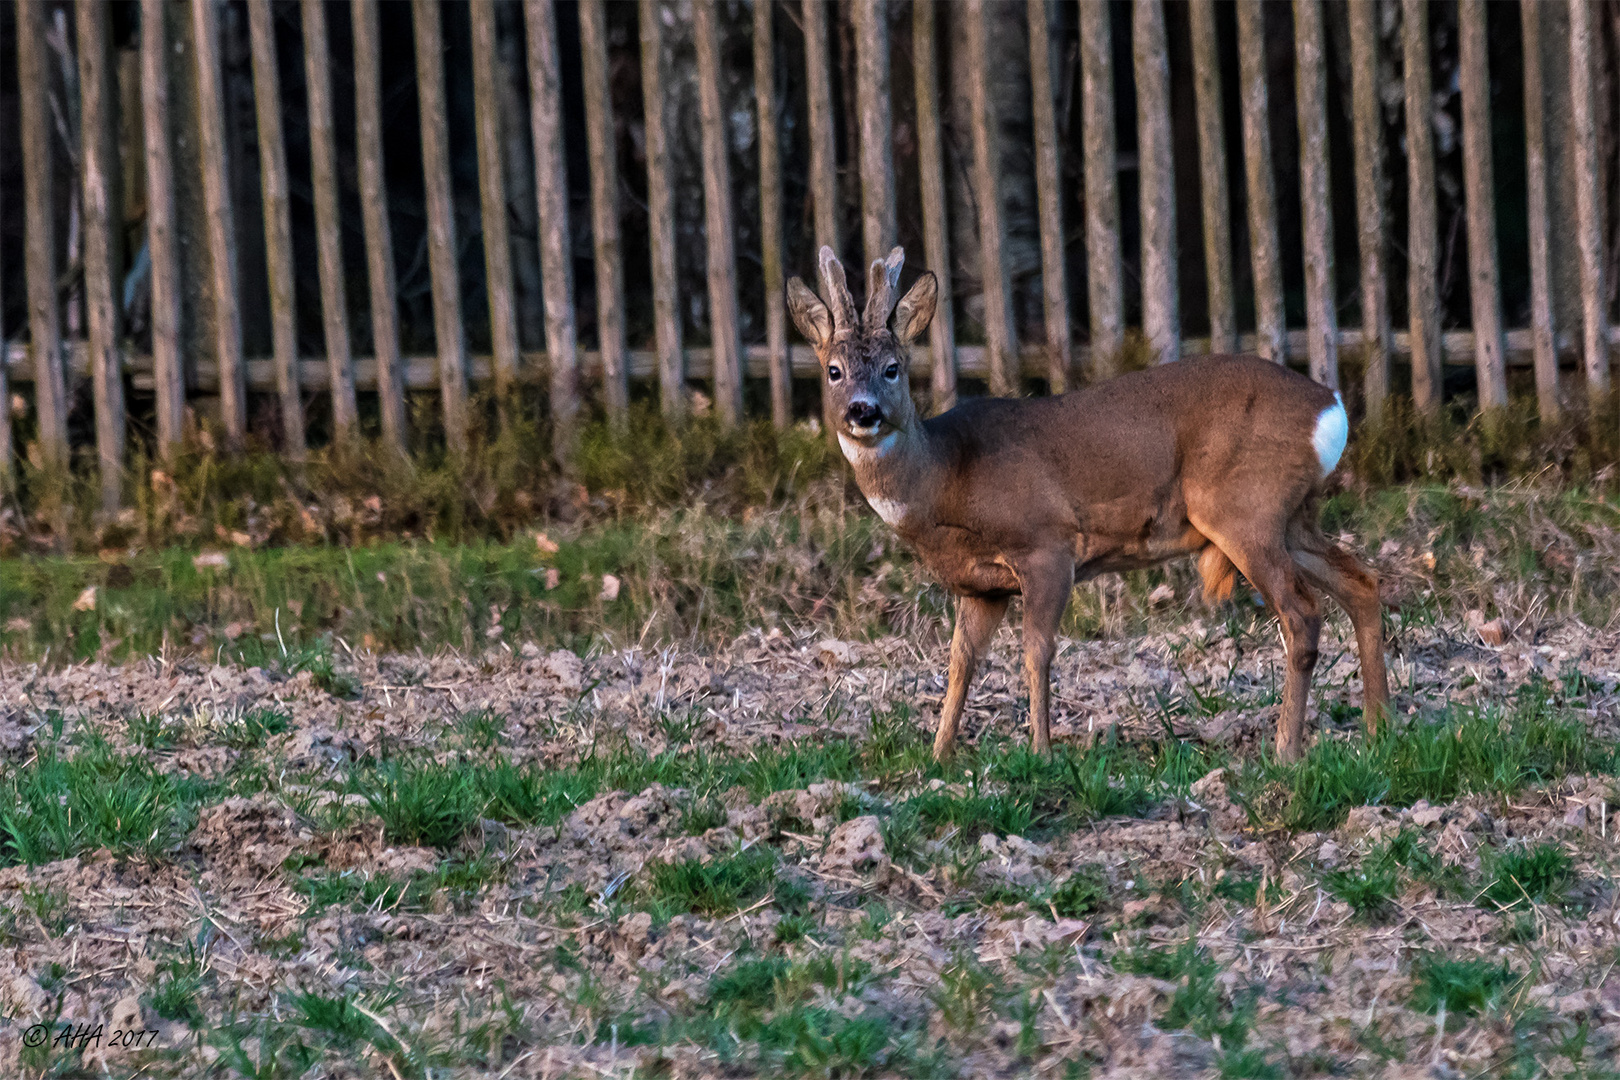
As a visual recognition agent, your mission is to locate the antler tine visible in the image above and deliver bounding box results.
[817,246,859,333]
[863,246,906,333]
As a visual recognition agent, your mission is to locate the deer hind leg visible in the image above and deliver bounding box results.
[1019,553,1076,755]
[934,594,1010,763]
[1288,525,1390,736]
[1191,517,1323,761]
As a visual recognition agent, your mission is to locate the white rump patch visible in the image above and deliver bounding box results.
[866,496,907,526]
[1312,392,1349,477]
[837,431,895,465]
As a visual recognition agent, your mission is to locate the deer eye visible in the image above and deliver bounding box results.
[884,362,901,381]
[827,365,843,382]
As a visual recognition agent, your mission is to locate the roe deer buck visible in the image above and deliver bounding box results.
[788,246,1389,762]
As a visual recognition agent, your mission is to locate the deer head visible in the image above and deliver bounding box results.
[788,246,938,446]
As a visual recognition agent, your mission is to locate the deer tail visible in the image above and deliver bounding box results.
[1198,545,1238,605]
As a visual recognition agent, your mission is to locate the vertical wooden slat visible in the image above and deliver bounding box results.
[755,0,791,428]
[1235,1,1284,364]
[1028,0,1071,391]
[1134,0,1179,365]
[913,0,955,409]
[524,0,580,457]
[471,0,523,411]
[578,0,629,423]
[1293,0,1336,388]
[854,0,895,266]
[1457,0,1506,410]
[1570,0,1611,395]
[965,0,1018,395]
[693,0,744,427]
[1349,0,1390,416]
[247,0,305,454]
[353,0,406,452]
[193,0,248,449]
[141,0,186,459]
[639,0,684,419]
[1521,0,1560,421]
[78,0,127,510]
[303,0,359,438]
[414,0,471,454]
[1189,0,1234,355]
[1403,0,1442,413]
[803,0,840,255]
[1079,0,1123,374]
[19,0,69,469]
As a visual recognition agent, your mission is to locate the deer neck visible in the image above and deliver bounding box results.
[838,419,938,530]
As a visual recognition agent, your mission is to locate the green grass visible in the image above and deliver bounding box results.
[1234,695,1611,831]
[1409,954,1520,1016]
[0,739,213,865]
[1481,843,1574,909]
[358,761,484,849]
[643,846,780,917]
[148,949,206,1026]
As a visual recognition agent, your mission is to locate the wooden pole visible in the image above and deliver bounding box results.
[247,0,305,455]
[1236,1,1284,364]
[693,0,744,427]
[1403,0,1442,413]
[19,0,69,470]
[965,0,1018,395]
[192,0,248,450]
[353,0,407,453]
[302,0,359,439]
[913,0,956,409]
[1521,0,1560,421]
[472,0,523,413]
[524,0,580,458]
[141,0,186,459]
[1348,0,1390,417]
[579,0,629,424]
[854,0,896,266]
[414,0,471,454]
[1028,0,1072,391]
[1134,0,1179,365]
[78,0,127,510]
[1570,0,1610,395]
[755,0,791,428]
[639,0,685,420]
[1293,0,1336,388]
[804,0,840,255]
[1189,0,1234,355]
[1079,0,1123,374]
[1457,0,1507,411]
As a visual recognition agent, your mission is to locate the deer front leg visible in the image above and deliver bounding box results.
[933,595,1009,763]
[1019,553,1075,754]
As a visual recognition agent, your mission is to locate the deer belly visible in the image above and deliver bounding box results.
[1076,523,1205,574]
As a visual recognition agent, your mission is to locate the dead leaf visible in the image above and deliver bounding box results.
[599,573,621,602]
[72,586,98,612]
[193,551,230,571]
[817,639,855,668]
[535,532,560,555]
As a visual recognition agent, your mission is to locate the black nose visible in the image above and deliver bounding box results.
[844,401,882,428]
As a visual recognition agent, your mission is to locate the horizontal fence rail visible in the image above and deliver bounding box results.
[0,0,1618,509]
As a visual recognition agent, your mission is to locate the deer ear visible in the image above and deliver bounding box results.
[892,272,938,344]
[787,277,833,348]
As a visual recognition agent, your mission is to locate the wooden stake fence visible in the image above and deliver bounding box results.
[4,0,1619,484]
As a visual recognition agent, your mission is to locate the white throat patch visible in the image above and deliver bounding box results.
[1312,392,1349,477]
[837,431,896,465]
[866,496,907,527]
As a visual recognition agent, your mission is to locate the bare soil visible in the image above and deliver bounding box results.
[0,603,1617,1078]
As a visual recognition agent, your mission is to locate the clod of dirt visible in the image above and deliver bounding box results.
[822,815,887,874]
[816,639,856,668]
[540,649,585,692]
[1189,767,1246,831]
[0,711,33,760]
[187,797,312,879]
